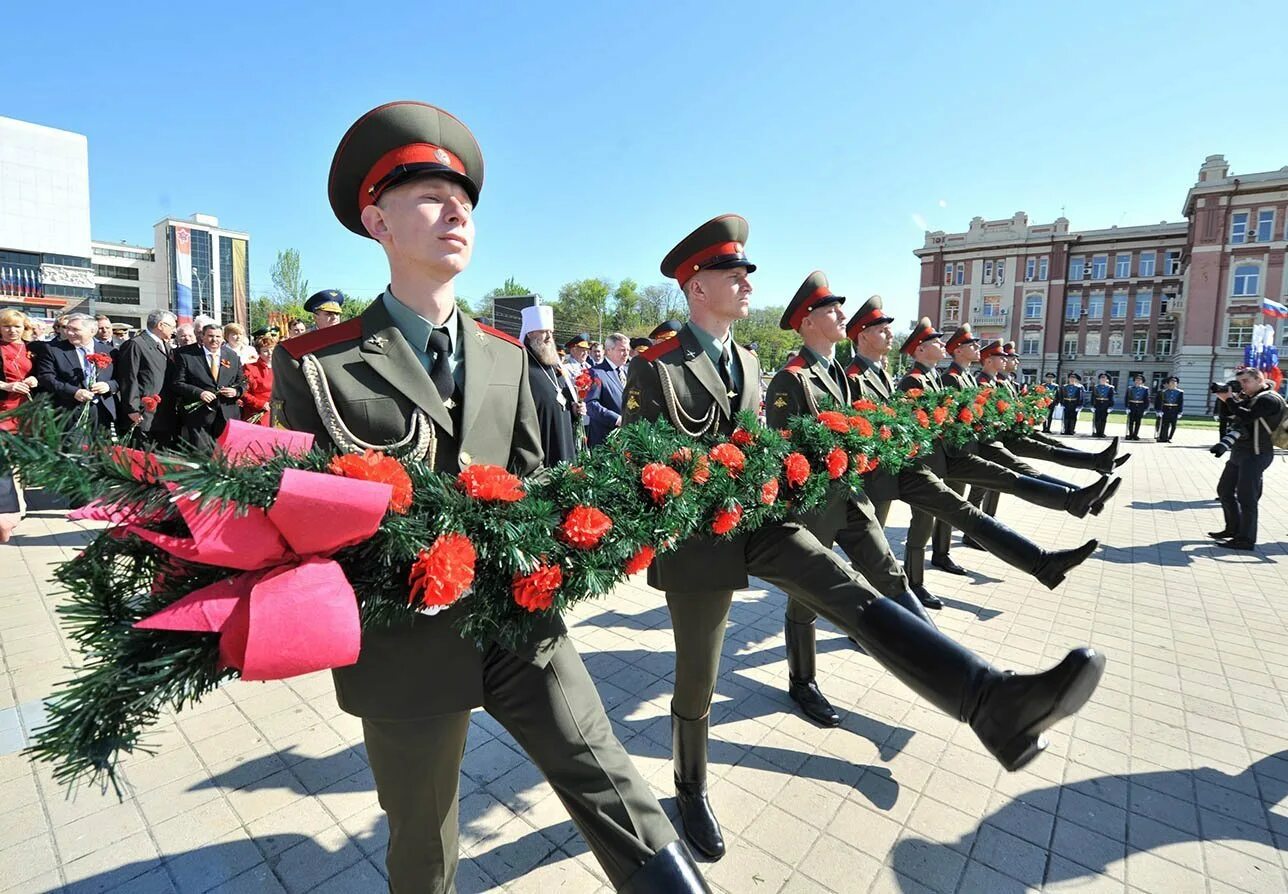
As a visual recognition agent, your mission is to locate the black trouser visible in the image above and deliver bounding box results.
[1092,405,1110,437]
[1126,409,1145,439]
[1004,435,1101,470]
[1158,409,1180,441]
[1043,400,1057,433]
[1061,403,1080,435]
[1216,449,1274,544]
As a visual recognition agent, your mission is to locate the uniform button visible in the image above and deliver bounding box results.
[459,450,472,466]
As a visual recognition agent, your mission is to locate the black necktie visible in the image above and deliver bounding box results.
[426,328,454,402]
[718,348,734,397]
[828,360,846,392]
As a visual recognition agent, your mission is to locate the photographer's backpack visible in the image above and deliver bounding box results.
[1261,398,1288,449]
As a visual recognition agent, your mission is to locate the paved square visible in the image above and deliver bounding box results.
[1,421,1286,893]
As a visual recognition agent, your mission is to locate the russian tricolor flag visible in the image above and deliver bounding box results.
[1264,298,1288,319]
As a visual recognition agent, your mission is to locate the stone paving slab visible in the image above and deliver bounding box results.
[0,421,1285,893]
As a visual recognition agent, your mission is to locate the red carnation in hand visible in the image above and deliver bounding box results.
[816,411,850,434]
[408,533,476,608]
[457,464,526,502]
[784,452,810,487]
[879,425,892,441]
[641,463,684,504]
[760,478,779,505]
[559,505,613,549]
[850,416,874,437]
[826,447,848,479]
[852,398,877,411]
[513,562,563,612]
[958,407,975,424]
[996,400,1011,413]
[932,406,948,425]
[731,427,754,446]
[711,503,744,536]
[624,545,656,575]
[691,453,711,485]
[330,449,415,514]
[903,387,924,399]
[914,409,930,429]
[574,370,594,399]
[141,394,161,413]
[86,352,112,369]
[708,442,746,477]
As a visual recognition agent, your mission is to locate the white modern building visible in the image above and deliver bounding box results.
[90,240,165,331]
[152,214,250,327]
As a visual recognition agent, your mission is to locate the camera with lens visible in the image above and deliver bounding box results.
[1209,380,1236,395]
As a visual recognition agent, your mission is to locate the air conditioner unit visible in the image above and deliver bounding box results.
[1064,352,1077,360]
[1024,275,1033,282]
[1133,353,1146,361]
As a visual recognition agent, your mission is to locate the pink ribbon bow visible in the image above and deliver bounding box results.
[130,426,391,681]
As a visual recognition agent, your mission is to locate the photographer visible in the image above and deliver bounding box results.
[1211,378,1238,439]
[1208,367,1285,550]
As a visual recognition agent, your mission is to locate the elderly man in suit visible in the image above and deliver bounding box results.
[172,322,245,449]
[115,309,177,444]
[32,312,118,433]
[585,331,630,447]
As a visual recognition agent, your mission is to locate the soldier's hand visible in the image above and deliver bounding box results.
[1209,442,1228,458]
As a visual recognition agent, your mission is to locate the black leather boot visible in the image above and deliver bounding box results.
[786,616,841,726]
[619,841,712,893]
[888,589,939,627]
[1093,436,1119,472]
[1065,475,1112,518]
[1089,477,1122,516]
[672,712,725,860]
[904,549,945,610]
[1033,538,1099,590]
[849,598,1106,771]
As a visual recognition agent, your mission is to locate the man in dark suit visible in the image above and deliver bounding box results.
[585,332,629,447]
[115,309,177,444]
[32,312,118,432]
[172,322,245,449]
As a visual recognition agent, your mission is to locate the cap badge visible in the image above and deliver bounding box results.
[435,148,451,165]
[365,335,386,349]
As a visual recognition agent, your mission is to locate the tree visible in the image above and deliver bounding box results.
[269,249,310,307]
[483,277,531,299]
[638,283,687,327]
[608,278,643,333]
[732,306,798,371]
[887,331,912,378]
[554,278,612,340]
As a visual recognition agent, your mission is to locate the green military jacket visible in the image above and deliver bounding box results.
[621,323,762,591]
[271,296,564,720]
[764,351,850,545]
[845,357,900,502]
[940,362,977,390]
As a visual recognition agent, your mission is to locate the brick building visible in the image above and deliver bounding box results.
[914,155,1288,411]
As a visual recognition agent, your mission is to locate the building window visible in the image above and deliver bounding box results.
[1227,316,1255,347]
[1232,264,1260,297]
[1024,294,1043,318]
[1134,289,1152,318]
[1256,209,1274,242]
[1115,254,1131,278]
[943,298,961,323]
[1110,291,1127,319]
[1087,292,1104,319]
[1107,332,1124,355]
[981,296,1002,318]
[1038,256,1049,280]
[983,260,993,282]
[1091,255,1108,279]
[1165,250,1181,275]
[1066,294,1082,320]
[1230,211,1248,244]
[96,284,140,305]
[1138,252,1155,277]
[1069,256,1085,280]
[1022,333,1040,355]
[943,263,953,286]
[1131,332,1148,356]
[1281,323,1288,347]
[1085,332,1101,355]
[1025,258,1035,281]
[1063,334,1078,357]
[93,263,140,281]
[955,262,965,285]
[1156,334,1173,356]
[995,260,1005,285]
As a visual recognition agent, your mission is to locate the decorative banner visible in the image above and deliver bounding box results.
[173,226,193,324]
[231,238,248,328]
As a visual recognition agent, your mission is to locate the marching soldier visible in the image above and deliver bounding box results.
[926,324,981,574]
[1091,373,1115,437]
[1041,371,1059,433]
[1125,373,1151,440]
[763,272,938,728]
[1061,372,1086,435]
[1157,375,1184,442]
[271,101,708,893]
[625,217,1106,861]
[304,289,345,329]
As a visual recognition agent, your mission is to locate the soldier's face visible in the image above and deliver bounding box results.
[366,176,475,278]
[804,303,846,344]
[853,322,892,360]
[690,267,752,321]
[954,343,980,364]
[915,338,946,364]
[313,310,340,328]
[983,357,1006,375]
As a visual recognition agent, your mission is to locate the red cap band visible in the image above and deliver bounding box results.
[359,143,467,212]
[979,342,1004,359]
[788,286,834,330]
[846,308,885,340]
[675,241,745,287]
[901,330,936,357]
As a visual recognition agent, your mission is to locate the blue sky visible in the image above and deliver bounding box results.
[4,0,1285,326]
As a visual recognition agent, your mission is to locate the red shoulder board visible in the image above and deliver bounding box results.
[909,368,925,377]
[641,337,682,362]
[281,318,363,360]
[476,322,522,348]
[784,356,807,373]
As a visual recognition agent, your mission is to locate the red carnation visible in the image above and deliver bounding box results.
[958,407,975,424]
[513,562,563,612]
[709,442,746,477]
[408,533,476,608]
[760,478,779,505]
[731,427,754,446]
[1016,412,1026,423]
[574,370,594,400]
[711,503,743,536]
[881,405,897,417]
[140,394,161,413]
[852,399,877,411]
[691,453,711,485]
[559,505,613,549]
[914,409,930,429]
[904,388,924,399]
[816,411,850,434]
[853,452,875,474]
[907,444,920,458]
[779,429,792,439]
[784,452,810,487]
[850,416,874,437]
[879,425,892,441]
[86,352,112,369]
[457,464,526,502]
[670,447,693,466]
[641,463,684,504]
[826,447,848,479]
[932,406,948,425]
[329,449,415,514]
[996,400,1011,413]
[624,545,656,575]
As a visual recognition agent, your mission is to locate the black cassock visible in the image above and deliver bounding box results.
[526,353,580,466]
